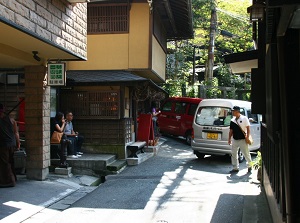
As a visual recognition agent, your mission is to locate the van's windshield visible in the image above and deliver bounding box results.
[195,106,244,126]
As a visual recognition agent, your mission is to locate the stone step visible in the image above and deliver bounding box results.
[54,167,73,178]
[126,152,154,166]
[107,159,127,173]
[51,154,117,177]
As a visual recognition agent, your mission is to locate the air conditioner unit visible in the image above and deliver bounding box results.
[67,0,90,3]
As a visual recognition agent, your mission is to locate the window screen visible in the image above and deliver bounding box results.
[88,4,129,34]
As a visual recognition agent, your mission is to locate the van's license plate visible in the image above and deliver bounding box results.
[207,133,218,140]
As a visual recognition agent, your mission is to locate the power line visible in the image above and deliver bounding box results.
[216,8,248,23]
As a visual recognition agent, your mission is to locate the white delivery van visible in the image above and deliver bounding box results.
[192,99,261,162]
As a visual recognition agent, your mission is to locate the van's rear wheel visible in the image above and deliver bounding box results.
[185,131,192,145]
[194,151,205,159]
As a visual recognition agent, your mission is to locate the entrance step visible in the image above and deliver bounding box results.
[126,152,153,166]
[107,159,127,173]
[51,154,117,177]
[55,167,73,177]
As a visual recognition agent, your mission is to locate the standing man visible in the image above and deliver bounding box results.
[0,103,20,187]
[64,111,84,157]
[228,106,252,173]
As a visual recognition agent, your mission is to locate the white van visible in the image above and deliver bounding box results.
[192,99,261,162]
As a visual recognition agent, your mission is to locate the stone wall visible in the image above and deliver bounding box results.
[0,0,87,59]
[24,65,50,180]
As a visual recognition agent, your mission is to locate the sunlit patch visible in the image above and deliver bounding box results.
[2,201,59,223]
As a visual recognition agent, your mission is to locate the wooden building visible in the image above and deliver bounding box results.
[225,1,300,222]
[62,0,193,159]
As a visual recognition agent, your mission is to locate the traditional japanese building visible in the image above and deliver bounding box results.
[225,1,300,222]
[61,0,193,159]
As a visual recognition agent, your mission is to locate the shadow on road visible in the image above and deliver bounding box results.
[69,136,265,222]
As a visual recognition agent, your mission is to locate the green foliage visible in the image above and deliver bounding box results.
[187,88,196,98]
[250,151,262,170]
[164,0,253,98]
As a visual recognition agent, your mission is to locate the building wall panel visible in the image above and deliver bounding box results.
[0,0,87,58]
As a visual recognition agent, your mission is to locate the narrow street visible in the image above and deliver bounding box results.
[45,136,272,223]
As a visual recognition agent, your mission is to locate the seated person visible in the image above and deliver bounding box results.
[51,112,70,165]
[64,111,84,157]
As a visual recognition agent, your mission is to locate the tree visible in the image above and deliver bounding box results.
[164,0,253,99]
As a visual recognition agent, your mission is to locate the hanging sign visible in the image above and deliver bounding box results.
[47,63,66,86]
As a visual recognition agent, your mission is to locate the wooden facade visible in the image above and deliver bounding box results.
[87,3,129,34]
[0,0,192,179]
[63,0,192,159]
[228,1,300,222]
[58,70,167,159]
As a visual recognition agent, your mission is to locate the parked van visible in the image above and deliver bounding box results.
[158,97,202,145]
[192,99,261,161]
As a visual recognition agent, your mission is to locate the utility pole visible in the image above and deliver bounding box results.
[206,1,217,81]
[192,45,196,85]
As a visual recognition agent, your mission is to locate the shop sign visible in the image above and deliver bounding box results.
[47,63,66,86]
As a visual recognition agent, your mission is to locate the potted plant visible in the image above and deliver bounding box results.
[250,151,262,181]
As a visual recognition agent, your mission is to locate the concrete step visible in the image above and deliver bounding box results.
[126,152,154,166]
[51,154,117,177]
[55,167,73,177]
[107,159,127,173]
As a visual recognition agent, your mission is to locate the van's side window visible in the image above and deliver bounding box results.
[188,104,198,116]
[175,102,187,114]
[161,101,172,112]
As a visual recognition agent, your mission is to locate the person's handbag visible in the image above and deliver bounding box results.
[235,118,254,145]
[51,131,63,144]
[245,134,254,145]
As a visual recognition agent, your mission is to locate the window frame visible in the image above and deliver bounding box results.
[87,3,129,34]
[60,91,120,119]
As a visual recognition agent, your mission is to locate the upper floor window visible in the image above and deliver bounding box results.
[88,4,129,34]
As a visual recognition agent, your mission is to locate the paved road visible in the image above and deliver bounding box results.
[46,136,272,223]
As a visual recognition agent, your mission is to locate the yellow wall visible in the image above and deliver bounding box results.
[128,4,150,69]
[68,34,129,70]
[68,3,150,71]
[152,36,166,80]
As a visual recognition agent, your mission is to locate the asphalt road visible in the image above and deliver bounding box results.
[47,136,272,223]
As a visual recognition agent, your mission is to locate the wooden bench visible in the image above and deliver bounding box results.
[127,141,146,158]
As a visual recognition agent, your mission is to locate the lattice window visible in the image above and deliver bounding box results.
[87,4,129,34]
[61,91,120,119]
[124,118,132,143]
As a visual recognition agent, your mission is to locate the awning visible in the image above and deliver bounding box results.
[66,70,168,95]
[223,50,258,74]
[67,70,147,85]
[156,0,193,40]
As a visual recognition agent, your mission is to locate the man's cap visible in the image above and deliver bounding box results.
[232,106,240,111]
